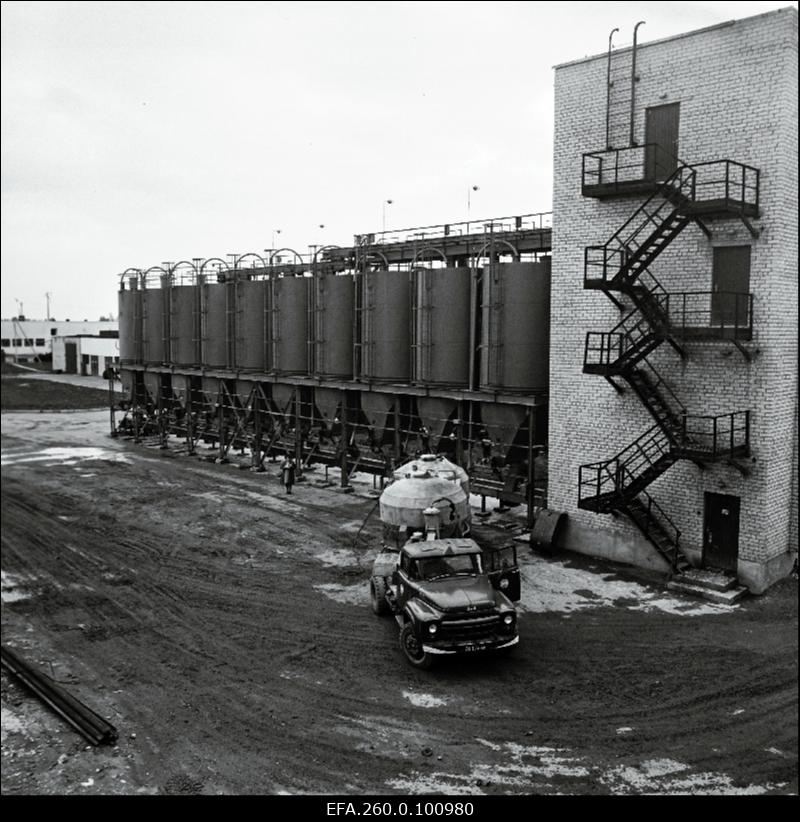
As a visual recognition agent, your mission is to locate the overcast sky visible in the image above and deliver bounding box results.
[1,0,796,321]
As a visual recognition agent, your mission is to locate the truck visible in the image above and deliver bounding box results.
[369,457,521,668]
[371,537,520,668]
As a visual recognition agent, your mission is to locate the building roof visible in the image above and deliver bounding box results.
[553,6,796,70]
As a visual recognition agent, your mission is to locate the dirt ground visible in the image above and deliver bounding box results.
[1,409,797,796]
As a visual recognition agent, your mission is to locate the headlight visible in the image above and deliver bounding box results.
[499,578,509,589]
[503,614,514,625]
[428,623,438,635]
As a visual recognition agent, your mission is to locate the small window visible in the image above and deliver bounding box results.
[1,339,10,347]
[24,339,33,346]
[50,328,57,335]
[35,338,45,346]
[12,339,22,347]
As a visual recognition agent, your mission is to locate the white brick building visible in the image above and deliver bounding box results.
[1,318,118,363]
[549,8,797,592]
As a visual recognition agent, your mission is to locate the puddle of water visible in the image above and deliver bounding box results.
[0,447,129,467]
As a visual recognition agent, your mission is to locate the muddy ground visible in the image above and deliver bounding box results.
[1,409,797,796]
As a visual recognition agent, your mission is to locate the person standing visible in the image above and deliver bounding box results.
[281,457,296,494]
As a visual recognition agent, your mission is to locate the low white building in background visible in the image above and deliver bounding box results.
[1,318,118,363]
[51,334,120,376]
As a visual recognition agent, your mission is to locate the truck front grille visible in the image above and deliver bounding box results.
[439,614,502,642]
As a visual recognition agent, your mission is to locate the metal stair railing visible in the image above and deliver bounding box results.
[578,423,675,507]
[678,410,751,460]
[584,165,696,286]
[626,358,687,435]
[584,303,663,371]
[621,469,683,545]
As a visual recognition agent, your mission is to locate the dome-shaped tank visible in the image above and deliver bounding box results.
[380,469,470,545]
[394,453,470,497]
[480,258,551,391]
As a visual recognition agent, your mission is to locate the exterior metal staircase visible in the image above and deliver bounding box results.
[579,155,758,573]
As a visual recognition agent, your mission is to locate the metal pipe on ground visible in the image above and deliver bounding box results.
[1,644,118,746]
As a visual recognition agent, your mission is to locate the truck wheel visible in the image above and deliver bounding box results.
[370,576,389,616]
[399,623,433,669]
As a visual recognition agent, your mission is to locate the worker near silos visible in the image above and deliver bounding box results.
[281,457,296,494]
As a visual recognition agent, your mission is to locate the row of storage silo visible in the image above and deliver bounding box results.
[119,259,550,392]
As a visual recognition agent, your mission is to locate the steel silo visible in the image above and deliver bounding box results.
[311,273,354,379]
[360,269,410,383]
[411,266,471,386]
[118,275,142,365]
[479,258,551,392]
[142,275,170,365]
[169,285,200,367]
[270,275,310,375]
[202,280,232,369]
[235,277,270,372]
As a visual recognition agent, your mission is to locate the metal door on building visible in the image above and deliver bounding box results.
[703,492,740,573]
[65,342,78,374]
[645,103,680,180]
[712,246,751,328]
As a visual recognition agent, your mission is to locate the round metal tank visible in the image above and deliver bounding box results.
[480,258,551,392]
[394,453,470,497]
[235,278,269,371]
[118,280,141,365]
[380,469,469,534]
[411,267,470,386]
[202,282,231,369]
[143,281,169,365]
[361,269,410,382]
[312,273,354,379]
[169,285,199,367]
[271,275,310,375]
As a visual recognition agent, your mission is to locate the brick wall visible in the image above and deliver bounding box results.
[550,8,798,586]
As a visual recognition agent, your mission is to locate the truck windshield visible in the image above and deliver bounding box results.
[417,554,481,580]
